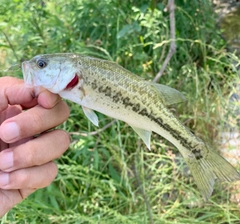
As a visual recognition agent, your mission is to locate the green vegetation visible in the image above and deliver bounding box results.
[1,0,240,223]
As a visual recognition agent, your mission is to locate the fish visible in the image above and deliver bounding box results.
[22,53,240,200]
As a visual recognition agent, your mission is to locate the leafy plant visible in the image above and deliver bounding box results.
[1,0,239,223]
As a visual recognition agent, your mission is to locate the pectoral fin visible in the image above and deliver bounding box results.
[130,126,151,150]
[82,106,99,126]
[150,82,187,106]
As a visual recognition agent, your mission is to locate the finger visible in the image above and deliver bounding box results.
[21,88,61,110]
[0,130,70,172]
[0,189,30,217]
[0,105,22,125]
[0,100,70,143]
[0,140,7,153]
[0,106,22,151]
[0,77,36,111]
[0,161,58,189]
[37,90,62,109]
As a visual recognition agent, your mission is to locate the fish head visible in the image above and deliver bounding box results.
[22,53,79,94]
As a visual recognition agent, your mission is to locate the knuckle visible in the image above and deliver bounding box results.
[58,101,70,120]
[49,130,70,154]
[59,130,71,148]
[15,141,36,167]
[43,162,58,187]
[29,112,45,133]
[49,162,58,177]
[12,169,29,187]
[64,102,70,117]
[25,144,37,166]
[9,162,58,189]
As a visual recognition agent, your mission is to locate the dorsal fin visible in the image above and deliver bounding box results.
[149,82,187,106]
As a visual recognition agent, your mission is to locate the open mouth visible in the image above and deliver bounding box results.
[65,73,79,89]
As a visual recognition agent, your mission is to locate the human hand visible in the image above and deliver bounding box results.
[0,77,70,217]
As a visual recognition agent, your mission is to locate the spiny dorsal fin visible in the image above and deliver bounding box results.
[82,106,99,127]
[149,82,187,106]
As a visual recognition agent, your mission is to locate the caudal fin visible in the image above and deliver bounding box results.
[186,149,240,200]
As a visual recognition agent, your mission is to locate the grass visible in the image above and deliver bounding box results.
[1,0,240,223]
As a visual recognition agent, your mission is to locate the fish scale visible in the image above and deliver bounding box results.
[22,53,240,200]
[83,61,199,151]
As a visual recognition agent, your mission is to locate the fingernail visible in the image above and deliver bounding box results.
[0,172,9,186]
[0,150,13,170]
[1,122,19,142]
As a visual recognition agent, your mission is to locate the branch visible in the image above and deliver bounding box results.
[69,120,117,137]
[0,29,19,62]
[153,0,176,83]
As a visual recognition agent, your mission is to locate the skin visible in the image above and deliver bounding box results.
[0,77,70,217]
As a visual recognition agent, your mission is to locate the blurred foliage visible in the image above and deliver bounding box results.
[1,0,240,223]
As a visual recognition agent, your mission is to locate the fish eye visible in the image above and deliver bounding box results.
[37,59,47,69]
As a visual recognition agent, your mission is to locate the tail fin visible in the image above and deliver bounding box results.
[186,149,240,200]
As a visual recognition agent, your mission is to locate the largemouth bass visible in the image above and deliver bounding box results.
[22,53,240,200]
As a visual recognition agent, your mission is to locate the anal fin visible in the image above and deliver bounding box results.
[130,126,152,150]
